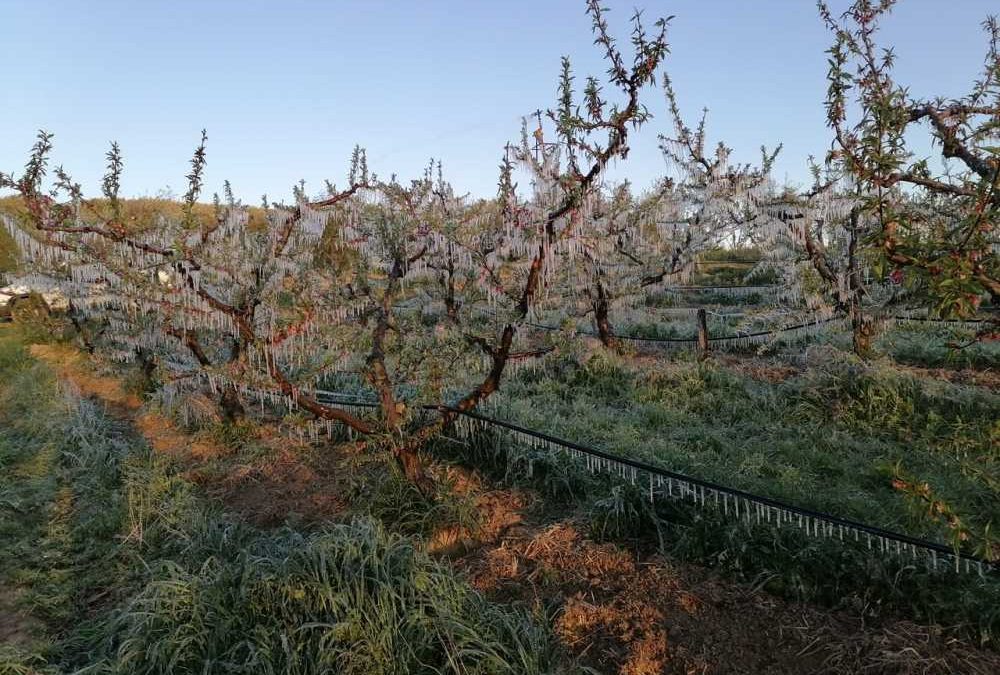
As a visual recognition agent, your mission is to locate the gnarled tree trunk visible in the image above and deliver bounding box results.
[851,310,875,359]
[394,441,435,495]
[593,280,615,348]
[219,387,245,421]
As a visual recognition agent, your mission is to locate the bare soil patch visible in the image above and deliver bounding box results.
[0,583,45,651]
[29,343,141,411]
[197,442,348,526]
[454,513,1000,674]
[29,342,347,525]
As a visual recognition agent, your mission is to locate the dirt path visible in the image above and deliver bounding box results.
[30,343,225,464]
[28,343,346,526]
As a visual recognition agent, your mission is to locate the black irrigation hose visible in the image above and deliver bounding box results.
[890,315,991,325]
[312,389,995,574]
[526,312,994,345]
[662,284,779,291]
[450,407,989,567]
[692,259,763,265]
[522,315,841,344]
[705,316,841,343]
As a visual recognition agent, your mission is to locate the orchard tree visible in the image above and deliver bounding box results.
[573,177,677,347]
[1,132,376,425]
[409,0,672,361]
[820,0,1000,332]
[558,74,778,348]
[754,169,894,357]
[1,0,673,491]
[647,96,890,357]
[646,75,778,288]
[274,0,671,485]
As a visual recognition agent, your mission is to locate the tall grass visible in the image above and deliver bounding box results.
[430,344,1000,645]
[0,327,572,674]
[877,322,1000,370]
[97,519,560,675]
[446,412,1000,647]
[497,348,999,542]
[345,455,481,538]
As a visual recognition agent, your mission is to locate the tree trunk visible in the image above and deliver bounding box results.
[846,208,874,359]
[851,311,875,359]
[445,292,459,323]
[395,441,435,496]
[444,249,459,323]
[67,305,96,353]
[368,265,437,495]
[594,299,615,347]
[593,281,615,348]
[135,348,159,393]
[696,308,710,360]
[219,387,245,421]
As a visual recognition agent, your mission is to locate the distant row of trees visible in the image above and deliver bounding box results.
[1,0,996,486]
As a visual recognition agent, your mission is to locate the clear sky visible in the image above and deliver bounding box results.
[1,0,995,202]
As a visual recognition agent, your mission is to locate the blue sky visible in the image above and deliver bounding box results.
[1,1,996,201]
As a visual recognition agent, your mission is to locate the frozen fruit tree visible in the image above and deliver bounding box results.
[743,0,1000,356]
[752,168,895,356]
[554,73,778,347]
[1,131,376,423]
[819,0,1000,333]
[1,0,672,489]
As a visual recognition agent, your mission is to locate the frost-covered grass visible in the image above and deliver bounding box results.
[449,340,1000,644]
[4,298,999,661]
[499,346,999,545]
[877,321,1000,370]
[0,327,570,675]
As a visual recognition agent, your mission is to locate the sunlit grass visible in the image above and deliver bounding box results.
[0,327,571,674]
[499,346,999,541]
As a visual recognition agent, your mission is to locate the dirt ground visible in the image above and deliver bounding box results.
[454,516,999,674]
[29,343,346,526]
[26,341,1000,674]
[0,583,45,652]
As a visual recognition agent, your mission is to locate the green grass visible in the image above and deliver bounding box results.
[442,335,1000,642]
[101,519,563,675]
[878,321,1000,370]
[345,456,481,539]
[0,327,572,674]
[497,348,999,544]
[600,312,744,341]
[453,359,1000,647]
[319,313,1000,645]
[4,292,999,664]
